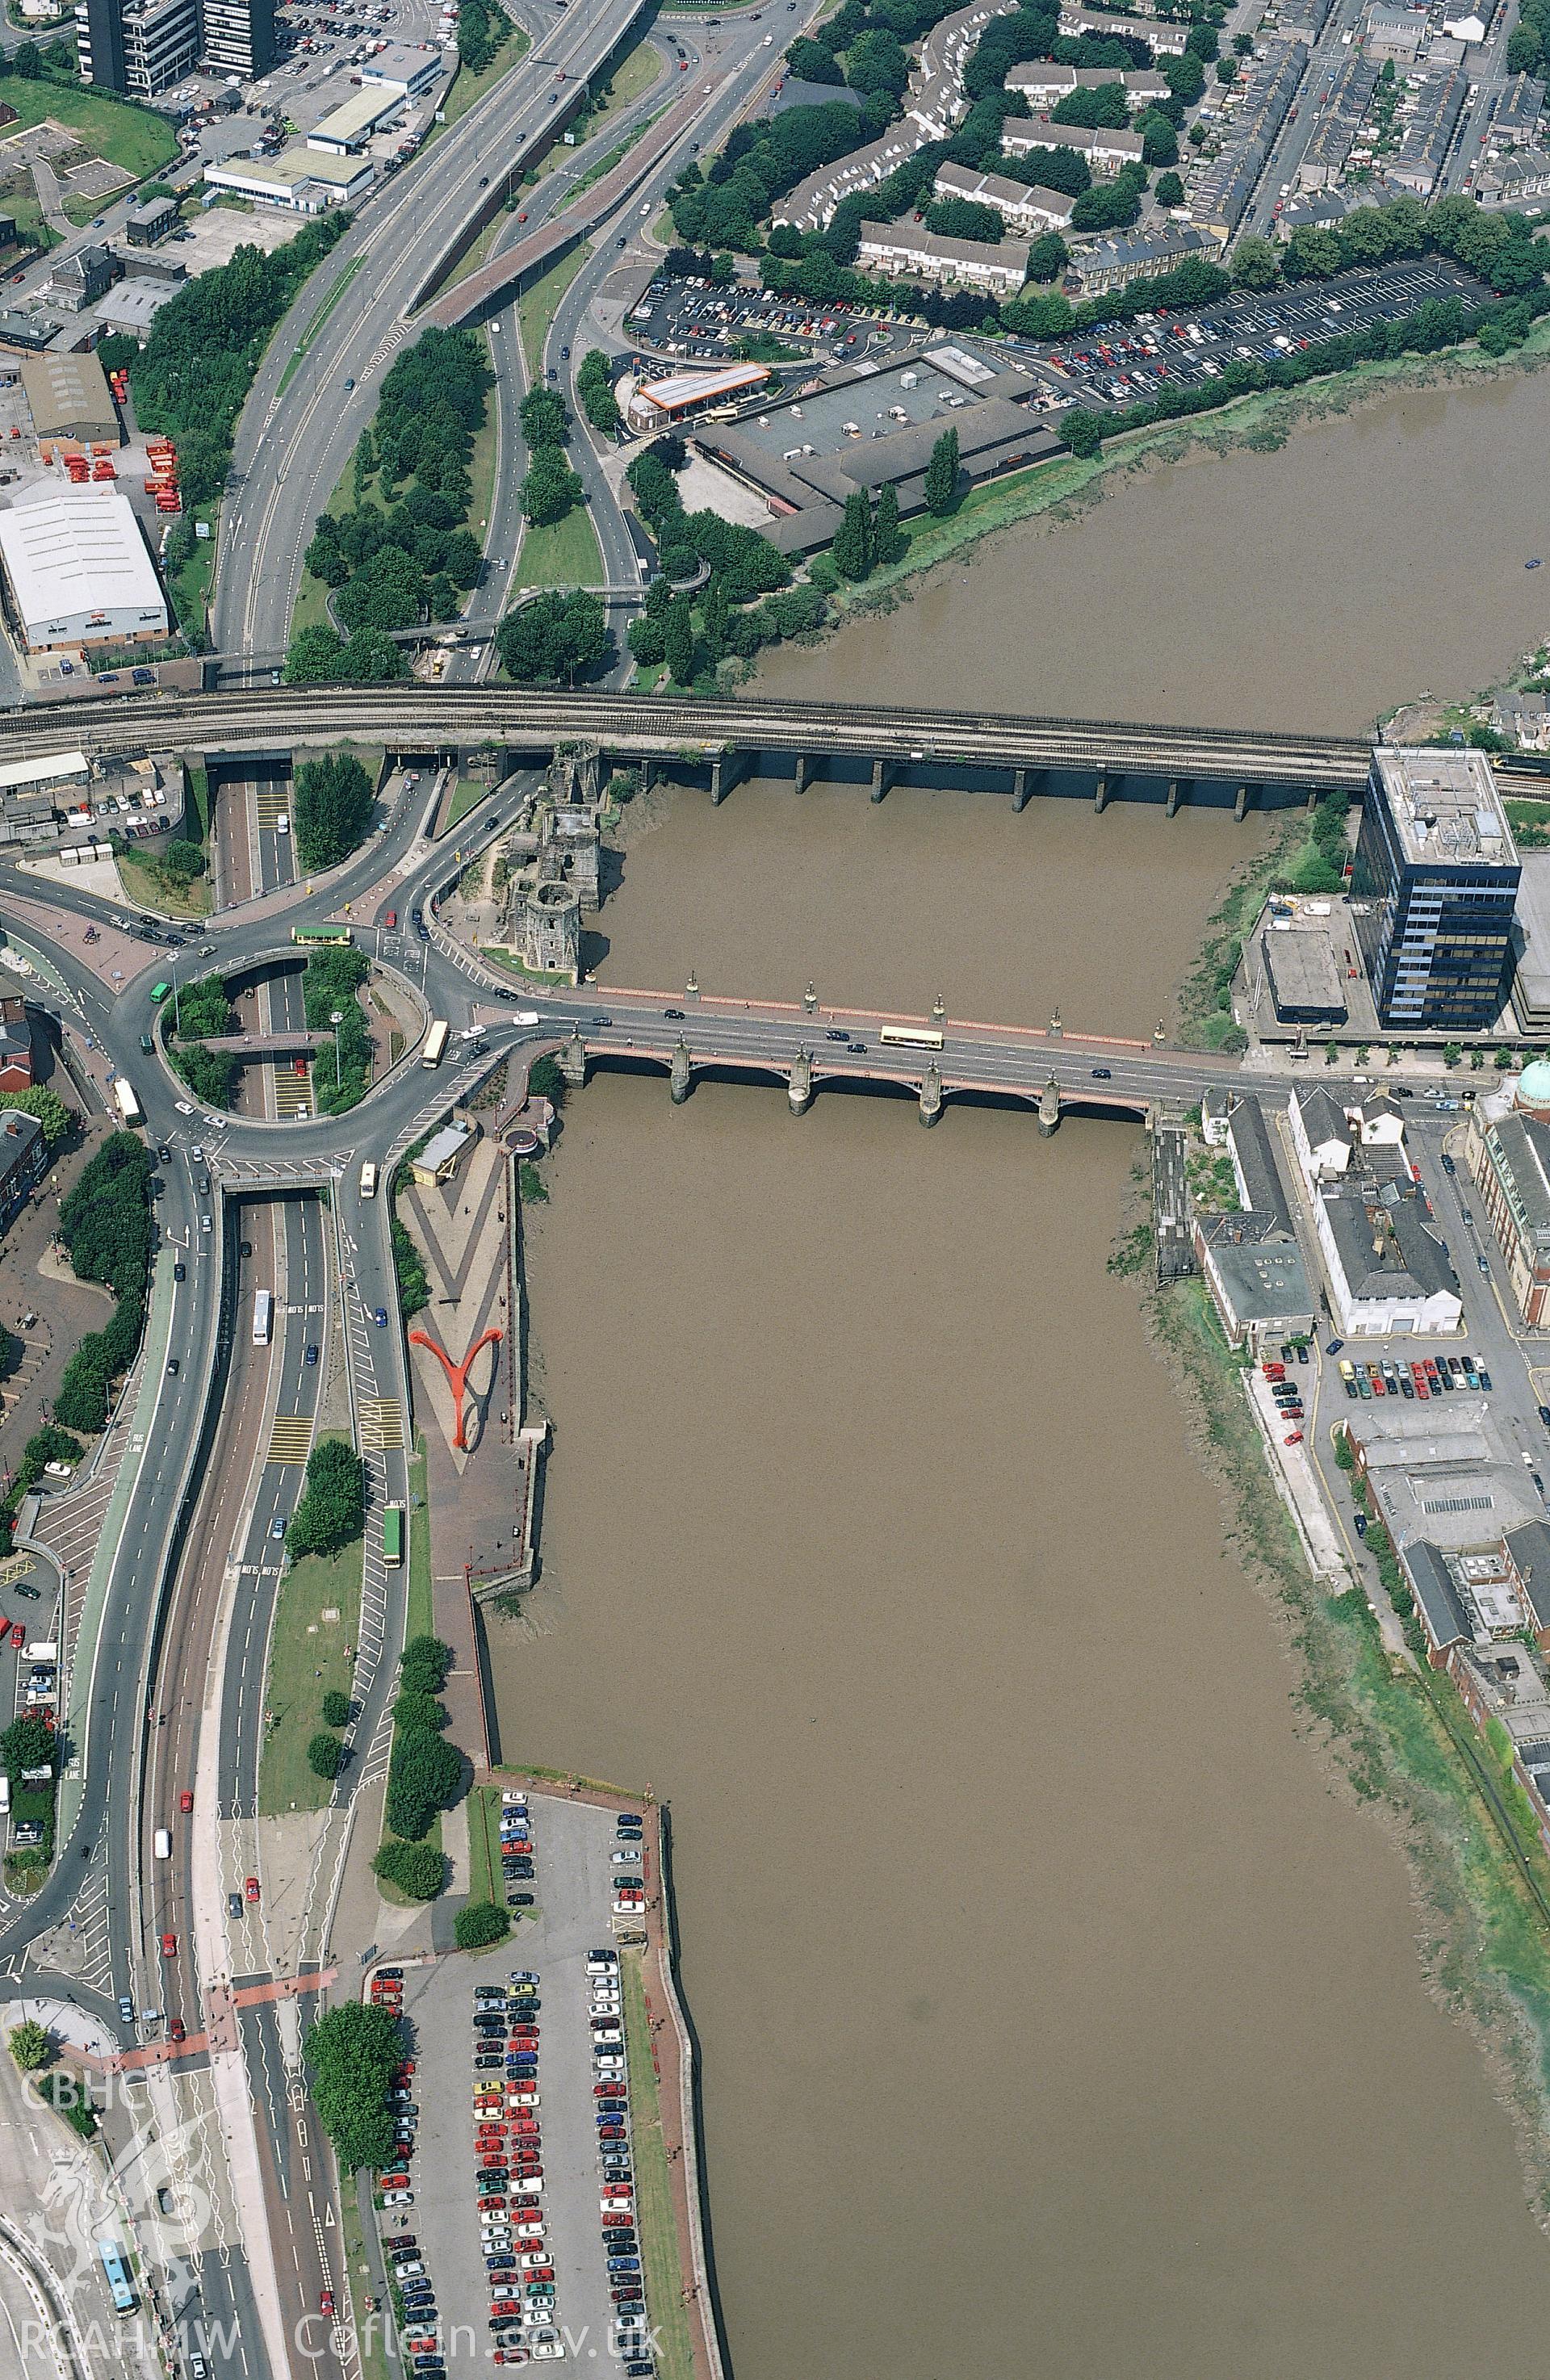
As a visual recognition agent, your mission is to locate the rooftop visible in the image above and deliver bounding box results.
[0,488,161,623]
[1372,744,1516,869]
[1206,1237,1313,1322]
[1225,1094,1292,1232]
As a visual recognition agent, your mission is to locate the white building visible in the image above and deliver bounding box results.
[360,39,446,97]
[202,149,374,212]
[0,489,166,652]
[1002,116,1145,174]
[932,161,1075,230]
[857,219,1032,291]
[1288,1083,1407,1189]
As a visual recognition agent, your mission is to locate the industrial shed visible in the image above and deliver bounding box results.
[0,488,167,652]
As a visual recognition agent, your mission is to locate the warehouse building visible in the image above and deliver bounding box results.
[0,488,167,652]
[360,40,446,98]
[202,148,374,212]
[19,351,118,446]
[307,86,406,153]
[693,347,1057,552]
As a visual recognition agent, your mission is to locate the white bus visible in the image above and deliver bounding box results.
[253,1288,273,1347]
[422,1019,450,1069]
[113,1078,144,1127]
[878,1025,944,1052]
[359,1162,378,1200]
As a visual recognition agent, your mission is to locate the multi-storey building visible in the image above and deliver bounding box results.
[1351,746,1520,1031]
[78,0,272,91]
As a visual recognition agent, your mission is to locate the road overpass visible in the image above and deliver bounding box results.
[0,685,1376,806]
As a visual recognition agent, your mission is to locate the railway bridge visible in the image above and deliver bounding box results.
[0,685,1376,815]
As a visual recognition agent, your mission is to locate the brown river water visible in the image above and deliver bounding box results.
[492,371,1550,2378]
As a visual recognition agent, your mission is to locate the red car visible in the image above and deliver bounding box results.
[320,2290,333,2317]
[8,1622,21,1649]
[490,2299,520,2318]
[479,2195,507,2212]
[170,2016,186,2043]
[383,909,397,929]
[1284,1431,1303,1446]
[180,1788,194,1814]
[245,1875,260,1904]
[161,1931,177,1957]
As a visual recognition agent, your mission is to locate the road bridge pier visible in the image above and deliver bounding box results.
[794,752,813,796]
[920,1062,943,1127]
[669,1038,693,1104]
[1166,777,1183,818]
[870,756,890,804]
[1038,1075,1062,1137]
[1012,766,1040,811]
[788,1048,813,1115]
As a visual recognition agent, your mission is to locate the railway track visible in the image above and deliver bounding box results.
[0,685,1376,787]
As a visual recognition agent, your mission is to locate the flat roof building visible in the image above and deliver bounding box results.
[94,279,177,341]
[1352,746,1519,1031]
[125,195,179,246]
[202,0,275,75]
[694,347,1056,551]
[202,149,374,212]
[626,361,770,432]
[360,39,444,97]
[307,86,404,152]
[19,350,117,445]
[0,488,166,652]
[1263,924,1348,1024]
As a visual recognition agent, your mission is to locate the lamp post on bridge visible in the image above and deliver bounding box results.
[330,1010,343,1091]
[803,982,817,1016]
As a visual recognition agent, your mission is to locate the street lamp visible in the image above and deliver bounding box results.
[330,1010,344,1090]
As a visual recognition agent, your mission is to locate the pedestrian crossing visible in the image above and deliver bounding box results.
[267,1414,314,1465]
[358,1398,404,1452]
[254,781,291,831]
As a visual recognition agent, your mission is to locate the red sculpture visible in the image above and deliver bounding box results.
[409,1324,504,1452]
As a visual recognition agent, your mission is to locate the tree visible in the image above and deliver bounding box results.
[373,1839,446,1899]
[1,1713,56,1785]
[845,26,909,95]
[924,425,960,516]
[700,574,731,662]
[161,840,207,884]
[10,40,40,76]
[1052,81,1130,128]
[322,1690,352,1728]
[518,386,568,446]
[1230,233,1279,290]
[1062,407,1103,458]
[873,480,903,567]
[521,444,584,526]
[1507,20,1542,69]
[304,2001,405,2171]
[497,589,608,685]
[307,1732,346,1780]
[663,593,696,685]
[285,626,350,685]
[1284,225,1343,280]
[455,1900,512,1949]
[786,34,844,80]
[576,350,622,434]
[287,1437,367,1561]
[0,1088,70,1150]
[293,751,374,871]
[628,614,666,668]
[925,195,1005,243]
[385,1729,463,1842]
[8,2022,50,2072]
[1164,49,1205,102]
[1025,229,1070,282]
[1213,52,1236,82]
[1141,111,1179,166]
[832,487,874,580]
[1155,170,1185,208]
[400,1636,453,1691]
[392,1690,449,1734]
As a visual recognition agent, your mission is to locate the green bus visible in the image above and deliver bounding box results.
[150,981,172,1004]
[383,1503,405,1569]
[291,924,353,948]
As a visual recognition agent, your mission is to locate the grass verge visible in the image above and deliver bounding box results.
[344,2173,394,2380]
[467,324,499,547]
[517,241,591,383]
[466,1781,505,1905]
[258,1464,364,1816]
[445,775,489,831]
[1150,1269,1550,2207]
[0,74,178,175]
[277,254,364,398]
[375,1436,440,1904]
[114,844,212,920]
[167,519,216,643]
[435,22,531,133]
[516,503,603,590]
[619,1953,694,2380]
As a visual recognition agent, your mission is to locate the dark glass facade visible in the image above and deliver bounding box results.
[1351,755,1519,1032]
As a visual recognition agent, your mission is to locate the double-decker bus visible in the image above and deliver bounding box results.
[878,1024,945,1052]
[422,1019,450,1069]
[253,1288,273,1347]
[383,1502,405,1568]
[291,924,354,948]
[97,2238,135,2315]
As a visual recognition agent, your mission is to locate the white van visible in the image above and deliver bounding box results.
[153,1828,172,1860]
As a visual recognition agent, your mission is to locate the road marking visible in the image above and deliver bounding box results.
[267,1415,315,1465]
[358,1399,403,1452]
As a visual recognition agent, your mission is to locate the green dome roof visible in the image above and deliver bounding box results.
[1519,1059,1550,1105]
